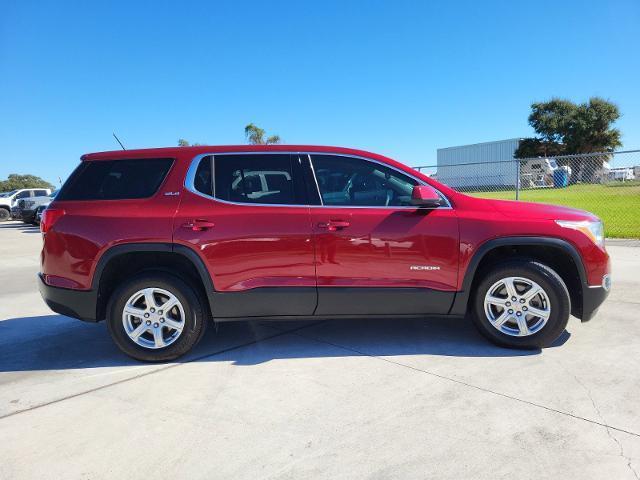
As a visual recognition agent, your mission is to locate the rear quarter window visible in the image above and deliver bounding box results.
[57,158,173,201]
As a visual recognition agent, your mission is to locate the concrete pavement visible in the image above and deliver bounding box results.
[1,221,639,479]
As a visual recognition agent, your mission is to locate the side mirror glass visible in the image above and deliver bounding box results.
[411,185,442,208]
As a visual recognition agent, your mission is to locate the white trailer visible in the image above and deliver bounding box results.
[609,167,635,182]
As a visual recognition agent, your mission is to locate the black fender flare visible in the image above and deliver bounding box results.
[449,236,587,316]
[92,242,216,316]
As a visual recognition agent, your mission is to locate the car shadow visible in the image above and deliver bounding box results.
[0,222,40,233]
[0,314,569,373]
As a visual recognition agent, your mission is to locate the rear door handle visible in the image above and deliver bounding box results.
[317,220,350,231]
[182,219,215,231]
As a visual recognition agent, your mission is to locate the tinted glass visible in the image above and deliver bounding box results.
[311,155,418,206]
[34,190,48,196]
[57,158,173,201]
[214,154,299,205]
[16,191,31,199]
[194,157,213,196]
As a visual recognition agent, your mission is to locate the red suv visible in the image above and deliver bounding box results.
[38,146,610,361]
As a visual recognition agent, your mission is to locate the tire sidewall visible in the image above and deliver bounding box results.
[472,261,570,349]
[107,273,205,362]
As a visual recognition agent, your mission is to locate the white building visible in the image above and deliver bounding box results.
[437,139,522,190]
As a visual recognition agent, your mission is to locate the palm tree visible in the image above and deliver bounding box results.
[177,139,201,146]
[244,123,281,145]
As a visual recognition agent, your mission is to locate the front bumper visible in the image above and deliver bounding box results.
[38,273,98,322]
[580,283,610,322]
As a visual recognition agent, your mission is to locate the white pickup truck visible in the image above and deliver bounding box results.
[0,188,52,221]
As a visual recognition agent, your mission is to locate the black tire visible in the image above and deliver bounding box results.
[0,208,9,222]
[471,259,570,349]
[106,272,207,362]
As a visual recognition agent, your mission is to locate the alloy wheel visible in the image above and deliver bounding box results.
[483,276,551,337]
[122,287,186,349]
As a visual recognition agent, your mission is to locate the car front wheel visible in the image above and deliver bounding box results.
[471,260,570,349]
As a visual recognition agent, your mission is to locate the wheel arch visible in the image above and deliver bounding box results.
[92,243,215,321]
[450,237,587,317]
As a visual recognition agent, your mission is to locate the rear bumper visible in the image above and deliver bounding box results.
[38,274,98,322]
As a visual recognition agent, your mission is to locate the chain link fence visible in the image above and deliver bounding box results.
[415,150,640,238]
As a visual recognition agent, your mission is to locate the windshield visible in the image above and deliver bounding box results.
[0,190,17,197]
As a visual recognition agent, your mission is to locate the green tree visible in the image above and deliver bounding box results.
[177,139,202,146]
[515,97,622,182]
[513,138,566,158]
[244,123,281,145]
[0,174,55,191]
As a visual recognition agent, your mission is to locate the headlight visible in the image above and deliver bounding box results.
[556,220,604,248]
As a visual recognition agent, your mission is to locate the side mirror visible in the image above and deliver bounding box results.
[411,185,442,208]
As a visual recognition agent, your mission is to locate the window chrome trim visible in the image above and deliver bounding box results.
[184,151,452,209]
[184,153,309,208]
[184,154,218,202]
[305,152,452,209]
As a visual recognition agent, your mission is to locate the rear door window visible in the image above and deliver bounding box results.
[193,156,213,196]
[57,158,173,201]
[213,154,304,205]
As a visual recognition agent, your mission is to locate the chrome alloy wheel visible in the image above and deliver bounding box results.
[483,276,551,337]
[122,288,186,349]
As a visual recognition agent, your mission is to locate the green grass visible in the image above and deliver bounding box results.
[468,182,640,238]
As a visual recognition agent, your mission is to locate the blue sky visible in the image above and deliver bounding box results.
[1,0,639,186]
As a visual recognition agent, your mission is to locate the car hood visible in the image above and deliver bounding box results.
[486,198,597,221]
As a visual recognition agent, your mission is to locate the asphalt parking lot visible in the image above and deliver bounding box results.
[1,221,639,479]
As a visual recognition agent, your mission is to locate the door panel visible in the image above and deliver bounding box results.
[312,207,459,314]
[173,154,317,317]
[312,207,459,288]
[308,153,459,315]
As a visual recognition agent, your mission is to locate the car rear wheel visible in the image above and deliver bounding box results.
[471,260,570,349]
[0,208,9,222]
[107,272,207,362]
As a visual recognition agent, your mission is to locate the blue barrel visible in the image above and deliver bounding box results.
[553,168,569,188]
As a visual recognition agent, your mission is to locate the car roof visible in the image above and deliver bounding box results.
[79,144,461,200]
[82,145,392,162]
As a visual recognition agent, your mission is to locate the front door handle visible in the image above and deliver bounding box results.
[182,219,215,231]
[317,220,350,231]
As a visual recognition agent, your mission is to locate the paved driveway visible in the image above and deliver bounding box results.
[1,221,639,479]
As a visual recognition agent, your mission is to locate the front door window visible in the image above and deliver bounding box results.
[311,154,418,207]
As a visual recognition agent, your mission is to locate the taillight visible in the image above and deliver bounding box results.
[40,208,65,233]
